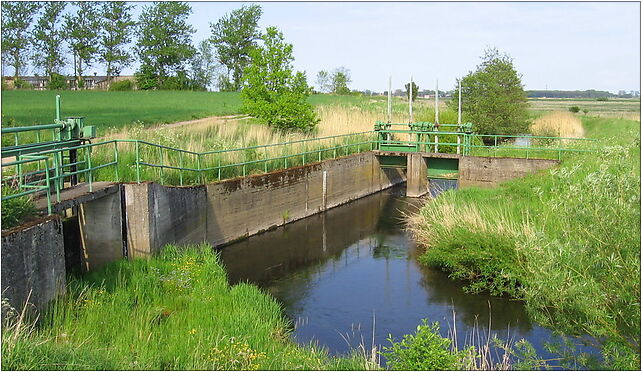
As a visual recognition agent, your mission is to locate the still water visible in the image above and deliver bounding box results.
[219,185,588,364]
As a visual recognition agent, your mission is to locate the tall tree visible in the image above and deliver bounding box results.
[315,70,331,93]
[450,48,530,137]
[64,1,102,89]
[136,1,195,89]
[190,39,218,91]
[404,81,419,101]
[31,1,67,82]
[210,4,262,91]
[331,66,351,94]
[99,1,135,84]
[1,1,41,81]
[242,27,318,132]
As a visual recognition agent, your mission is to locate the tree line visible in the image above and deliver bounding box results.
[0,1,323,93]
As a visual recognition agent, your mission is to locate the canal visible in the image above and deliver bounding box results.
[219,185,590,366]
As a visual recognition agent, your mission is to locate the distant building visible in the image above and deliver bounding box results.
[2,75,135,90]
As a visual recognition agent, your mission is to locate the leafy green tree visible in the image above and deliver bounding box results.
[210,4,262,92]
[190,40,219,91]
[136,1,195,90]
[451,48,530,137]
[315,70,331,93]
[405,81,419,101]
[1,1,41,80]
[568,106,580,113]
[241,27,319,132]
[99,1,136,84]
[331,67,351,94]
[31,1,67,83]
[64,1,102,89]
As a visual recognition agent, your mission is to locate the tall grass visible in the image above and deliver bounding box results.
[1,244,375,370]
[406,117,641,369]
[531,111,585,138]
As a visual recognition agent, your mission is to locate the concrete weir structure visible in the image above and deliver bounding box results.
[1,151,559,312]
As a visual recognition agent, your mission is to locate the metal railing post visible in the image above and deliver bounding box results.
[135,141,141,183]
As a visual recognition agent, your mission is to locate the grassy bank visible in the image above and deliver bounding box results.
[1,244,374,370]
[407,117,640,369]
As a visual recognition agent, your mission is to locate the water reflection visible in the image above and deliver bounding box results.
[218,186,587,362]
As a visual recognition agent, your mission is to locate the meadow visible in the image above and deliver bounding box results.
[528,97,640,121]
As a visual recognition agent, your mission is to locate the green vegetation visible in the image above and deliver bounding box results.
[1,187,37,229]
[408,117,640,369]
[451,48,530,136]
[241,26,318,132]
[568,105,580,113]
[1,244,372,370]
[384,320,466,370]
[0,90,243,130]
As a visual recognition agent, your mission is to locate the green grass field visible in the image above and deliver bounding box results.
[1,90,243,130]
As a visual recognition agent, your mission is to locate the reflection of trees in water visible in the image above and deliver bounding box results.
[416,265,533,333]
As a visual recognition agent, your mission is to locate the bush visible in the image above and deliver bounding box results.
[108,79,134,91]
[596,97,609,101]
[242,27,319,132]
[568,106,580,113]
[13,79,33,90]
[383,320,464,370]
[48,73,68,90]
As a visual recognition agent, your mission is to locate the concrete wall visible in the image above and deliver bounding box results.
[1,217,66,313]
[125,152,405,255]
[78,191,123,271]
[459,156,559,187]
[124,183,207,258]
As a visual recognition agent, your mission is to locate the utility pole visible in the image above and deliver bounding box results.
[409,75,413,122]
[387,76,392,123]
[457,80,462,154]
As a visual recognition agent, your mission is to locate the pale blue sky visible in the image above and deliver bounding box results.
[83,1,642,93]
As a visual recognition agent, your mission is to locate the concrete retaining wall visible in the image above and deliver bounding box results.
[459,156,559,187]
[127,152,406,255]
[1,217,66,313]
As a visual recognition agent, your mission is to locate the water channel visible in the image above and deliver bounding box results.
[219,184,591,366]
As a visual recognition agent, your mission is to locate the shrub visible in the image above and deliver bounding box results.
[596,97,609,101]
[383,320,463,370]
[108,79,134,91]
[568,106,580,113]
[48,73,68,90]
[13,79,33,90]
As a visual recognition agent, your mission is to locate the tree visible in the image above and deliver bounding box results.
[315,70,331,93]
[241,27,319,132]
[405,81,419,101]
[190,39,219,91]
[331,67,351,94]
[64,1,102,89]
[136,1,195,89]
[210,5,262,91]
[1,1,41,80]
[99,1,136,84]
[31,1,67,84]
[450,48,529,137]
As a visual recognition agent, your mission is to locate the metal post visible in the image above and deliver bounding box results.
[135,141,141,183]
[457,80,462,155]
[409,75,413,123]
[458,80,462,125]
[69,148,78,186]
[56,95,61,121]
[435,79,439,124]
[114,142,120,182]
[179,151,184,186]
[387,76,392,123]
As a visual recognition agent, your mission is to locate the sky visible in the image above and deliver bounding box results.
[22,1,642,93]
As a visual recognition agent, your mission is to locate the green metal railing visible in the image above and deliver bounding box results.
[2,105,598,217]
